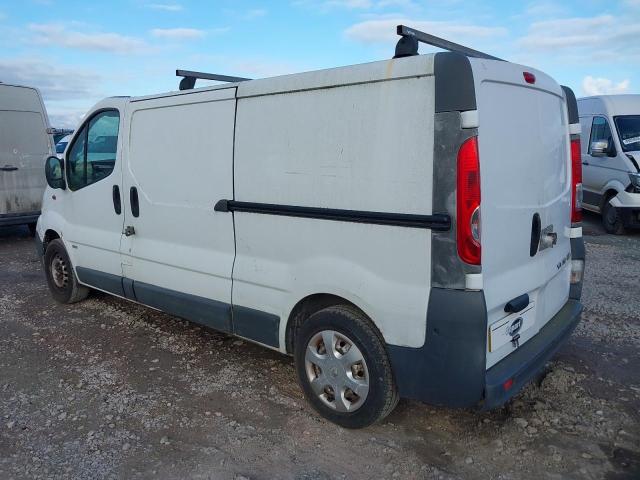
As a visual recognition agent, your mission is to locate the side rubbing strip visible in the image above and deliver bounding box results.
[214,200,451,231]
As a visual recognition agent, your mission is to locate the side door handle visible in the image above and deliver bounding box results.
[0,165,18,171]
[112,185,122,214]
[123,226,136,236]
[130,186,139,218]
[582,161,589,166]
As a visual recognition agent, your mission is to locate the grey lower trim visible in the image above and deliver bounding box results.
[434,52,476,113]
[386,288,487,407]
[582,190,602,208]
[569,236,585,300]
[431,112,480,289]
[0,211,40,227]
[69,267,283,345]
[122,277,135,301]
[133,281,232,333]
[233,305,280,347]
[76,267,125,297]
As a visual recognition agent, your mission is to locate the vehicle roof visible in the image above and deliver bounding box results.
[0,83,45,112]
[577,94,640,116]
[130,54,436,103]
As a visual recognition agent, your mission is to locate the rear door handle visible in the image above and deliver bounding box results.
[130,186,139,218]
[0,165,18,171]
[582,161,589,166]
[123,226,136,236]
[112,185,122,215]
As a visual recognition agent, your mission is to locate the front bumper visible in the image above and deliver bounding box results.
[482,299,582,410]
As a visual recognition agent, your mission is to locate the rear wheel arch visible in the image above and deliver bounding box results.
[285,294,383,355]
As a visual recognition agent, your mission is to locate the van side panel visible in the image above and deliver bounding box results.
[120,89,236,329]
[233,75,435,349]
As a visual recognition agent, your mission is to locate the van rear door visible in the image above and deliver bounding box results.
[470,60,572,368]
[0,86,50,217]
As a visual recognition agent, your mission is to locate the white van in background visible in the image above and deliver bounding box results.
[0,83,54,234]
[578,94,640,234]
[35,27,584,428]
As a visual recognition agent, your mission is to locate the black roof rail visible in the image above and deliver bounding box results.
[394,25,504,61]
[176,69,252,91]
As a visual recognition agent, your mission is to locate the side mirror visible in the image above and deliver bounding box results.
[590,140,609,157]
[45,155,66,190]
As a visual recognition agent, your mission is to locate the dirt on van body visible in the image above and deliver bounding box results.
[1,213,639,480]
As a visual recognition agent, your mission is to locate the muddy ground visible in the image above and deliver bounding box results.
[0,212,639,480]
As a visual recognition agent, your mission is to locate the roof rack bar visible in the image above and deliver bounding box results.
[395,25,503,61]
[176,69,252,90]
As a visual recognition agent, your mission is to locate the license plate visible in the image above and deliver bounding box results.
[488,303,535,352]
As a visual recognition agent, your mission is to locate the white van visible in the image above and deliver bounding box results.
[36,27,584,428]
[577,95,640,234]
[1,83,54,233]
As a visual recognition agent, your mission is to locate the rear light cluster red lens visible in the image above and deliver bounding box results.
[523,72,536,84]
[457,136,481,265]
[570,138,582,223]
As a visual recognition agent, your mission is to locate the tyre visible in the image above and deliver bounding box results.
[602,199,626,235]
[294,305,399,429]
[43,239,90,304]
[27,222,37,237]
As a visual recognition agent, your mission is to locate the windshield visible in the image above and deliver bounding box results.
[614,115,640,152]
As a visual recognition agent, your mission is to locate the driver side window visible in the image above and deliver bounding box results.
[67,110,120,191]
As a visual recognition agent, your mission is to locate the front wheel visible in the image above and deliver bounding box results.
[602,200,626,235]
[43,239,90,304]
[294,305,399,428]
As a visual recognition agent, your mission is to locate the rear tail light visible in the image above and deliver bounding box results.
[570,138,582,223]
[523,72,536,84]
[457,136,481,265]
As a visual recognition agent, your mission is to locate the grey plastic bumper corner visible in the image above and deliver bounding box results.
[569,235,585,300]
[482,299,582,410]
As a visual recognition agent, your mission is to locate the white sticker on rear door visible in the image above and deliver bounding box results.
[622,136,640,145]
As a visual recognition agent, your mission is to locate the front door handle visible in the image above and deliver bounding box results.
[130,186,139,218]
[123,226,136,236]
[112,185,121,215]
[0,165,18,171]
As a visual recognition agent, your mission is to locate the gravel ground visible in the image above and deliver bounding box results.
[0,212,639,480]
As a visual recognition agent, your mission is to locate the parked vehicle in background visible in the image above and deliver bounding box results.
[55,134,71,159]
[36,26,584,428]
[578,95,640,234]
[0,83,54,234]
[50,128,74,145]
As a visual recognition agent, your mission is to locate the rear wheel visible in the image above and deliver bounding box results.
[602,199,626,235]
[44,239,89,304]
[294,305,398,428]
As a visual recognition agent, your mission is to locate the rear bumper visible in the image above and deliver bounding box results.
[482,299,582,410]
[0,211,40,227]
